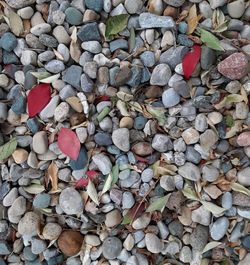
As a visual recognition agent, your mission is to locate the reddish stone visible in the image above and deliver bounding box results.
[217,53,248,80]
[237,131,250,146]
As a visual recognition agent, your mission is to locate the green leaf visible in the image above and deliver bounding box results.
[182,185,199,201]
[23,184,45,194]
[201,201,225,215]
[202,241,222,253]
[0,138,17,160]
[105,14,129,38]
[111,164,119,186]
[30,71,51,80]
[224,115,235,128]
[199,28,224,51]
[146,194,170,212]
[231,182,250,197]
[101,173,113,195]
[39,73,60,83]
[87,180,99,205]
[146,105,167,126]
[214,94,244,109]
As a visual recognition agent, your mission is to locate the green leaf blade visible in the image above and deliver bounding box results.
[105,14,129,38]
[199,28,224,51]
[0,138,17,161]
[146,194,170,213]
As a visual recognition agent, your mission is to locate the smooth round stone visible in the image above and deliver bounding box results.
[152,134,172,152]
[31,238,47,255]
[162,88,180,108]
[81,41,102,54]
[195,113,208,132]
[134,116,147,130]
[178,22,188,33]
[139,51,155,67]
[145,233,163,254]
[45,60,65,74]
[178,162,201,181]
[33,193,51,209]
[164,0,185,7]
[65,7,83,25]
[150,64,172,86]
[210,217,229,241]
[242,236,250,250]
[3,188,18,207]
[222,192,233,210]
[0,32,17,52]
[30,23,51,36]
[227,0,245,18]
[102,237,122,259]
[112,128,130,152]
[85,235,101,246]
[94,132,112,146]
[85,0,103,12]
[18,212,40,236]
[141,168,154,182]
[23,246,37,261]
[59,187,84,215]
[122,191,135,209]
[42,223,62,240]
[32,131,49,155]
[181,128,200,145]
[8,196,26,223]
[120,117,134,129]
[237,167,250,186]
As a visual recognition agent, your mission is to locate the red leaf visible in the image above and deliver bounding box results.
[57,128,81,160]
[182,45,201,80]
[75,178,89,188]
[27,84,51,117]
[94,96,110,104]
[86,170,100,180]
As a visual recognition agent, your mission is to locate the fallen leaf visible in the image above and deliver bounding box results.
[57,128,81,160]
[0,138,17,161]
[75,178,89,189]
[224,120,243,139]
[87,180,99,205]
[122,202,146,225]
[212,9,228,33]
[202,241,222,254]
[146,194,170,212]
[70,26,81,63]
[105,14,129,38]
[117,91,134,101]
[111,164,119,186]
[23,184,45,194]
[30,72,51,80]
[146,105,167,126]
[101,173,113,195]
[3,5,23,36]
[187,4,200,35]
[53,49,64,61]
[182,45,201,79]
[224,115,235,128]
[201,201,225,215]
[27,84,51,117]
[214,94,244,109]
[182,185,200,201]
[39,73,60,84]
[231,182,250,197]
[199,28,224,51]
[47,162,58,193]
[152,161,177,177]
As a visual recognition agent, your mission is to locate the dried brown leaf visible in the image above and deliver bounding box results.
[187,4,200,34]
[47,161,59,193]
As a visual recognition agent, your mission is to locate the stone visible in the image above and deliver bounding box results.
[139,13,175,29]
[208,0,227,9]
[45,60,65,74]
[12,148,28,164]
[7,196,26,223]
[112,128,130,152]
[164,0,185,7]
[30,23,52,36]
[85,0,103,12]
[54,102,70,122]
[39,34,58,48]
[201,165,220,182]
[63,65,82,90]
[77,23,101,42]
[122,191,135,209]
[33,193,51,209]
[102,237,122,259]
[6,0,35,8]
[239,253,250,265]
[145,233,163,254]
[152,134,172,152]
[218,53,248,80]
[150,64,171,86]
[3,188,18,207]
[125,0,143,14]
[237,167,250,186]
[190,225,208,251]
[81,74,94,92]
[69,147,88,170]
[42,223,62,240]
[31,238,47,254]
[18,212,40,236]
[40,96,60,120]
[132,142,153,156]
[32,131,48,155]
[53,26,71,45]
[178,162,201,181]
[92,153,112,175]
[58,231,84,257]
[191,206,211,226]
[201,46,216,70]
[132,214,151,229]
[237,132,250,146]
[162,88,180,108]
[210,217,229,241]
[23,246,37,261]
[222,192,233,210]
[0,241,12,255]
[0,32,17,52]
[140,51,155,67]
[182,128,200,145]
[200,129,219,150]
[105,209,122,227]
[65,7,83,25]
[227,0,245,18]
[59,187,84,215]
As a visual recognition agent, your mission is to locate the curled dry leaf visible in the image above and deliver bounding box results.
[47,161,59,193]
[202,241,222,254]
[187,4,201,35]
[231,182,250,197]
[70,26,81,63]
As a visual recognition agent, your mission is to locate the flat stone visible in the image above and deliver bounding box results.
[102,237,122,259]
[178,162,201,181]
[42,223,62,240]
[105,209,122,227]
[18,212,40,236]
[145,233,163,254]
[77,23,101,42]
[32,131,48,155]
[227,0,245,18]
[152,134,172,152]
[162,88,180,108]
[150,64,171,86]
[139,13,175,29]
[59,187,84,215]
[210,217,229,241]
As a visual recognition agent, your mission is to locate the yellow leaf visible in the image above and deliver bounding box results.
[47,162,59,193]
[187,4,200,35]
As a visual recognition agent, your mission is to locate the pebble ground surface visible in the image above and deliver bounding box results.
[0,0,250,265]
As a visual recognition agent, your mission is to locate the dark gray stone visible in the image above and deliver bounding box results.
[77,23,101,42]
[63,65,82,90]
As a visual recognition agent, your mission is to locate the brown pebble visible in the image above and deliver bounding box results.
[120,117,134,129]
[70,113,86,126]
[12,148,29,164]
[58,230,84,256]
[145,86,162,98]
[132,142,154,156]
[163,6,178,18]
[237,131,250,146]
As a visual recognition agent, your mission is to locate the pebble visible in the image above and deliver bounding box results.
[218,53,248,80]
[237,167,250,186]
[77,23,101,42]
[31,238,47,254]
[178,162,201,181]
[222,192,233,210]
[45,60,65,74]
[33,193,51,209]
[145,233,163,254]
[59,187,84,215]
[65,7,83,25]
[92,153,112,175]
[192,206,211,226]
[102,237,122,259]
[152,134,172,152]
[85,0,103,12]
[18,212,40,236]
[182,128,200,145]
[0,33,17,52]
[42,223,62,240]
[122,191,135,209]
[30,23,52,36]
[210,217,229,241]
[112,128,130,152]
[132,214,151,229]
[162,88,180,108]
[237,131,250,146]
[139,13,175,29]
[32,131,48,155]
[190,225,209,251]
[150,64,171,86]
[227,0,245,18]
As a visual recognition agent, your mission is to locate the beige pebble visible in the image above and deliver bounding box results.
[66,97,83,113]
[119,117,134,129]
[12,149,29,164]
